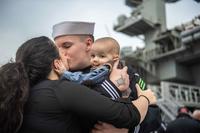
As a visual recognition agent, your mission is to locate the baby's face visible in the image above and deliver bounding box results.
[90,43,117,68]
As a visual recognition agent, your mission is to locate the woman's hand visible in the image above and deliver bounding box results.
[136,84,157,105]
[132,84,157,123]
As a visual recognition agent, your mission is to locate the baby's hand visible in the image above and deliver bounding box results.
[54,59,67,76]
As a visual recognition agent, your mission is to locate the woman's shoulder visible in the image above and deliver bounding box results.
[31,79,68,91]
[32,79,90,94]
[40,79,88,90]
[57,79,89,89]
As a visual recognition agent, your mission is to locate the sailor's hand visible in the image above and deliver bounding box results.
[109,60,129,92]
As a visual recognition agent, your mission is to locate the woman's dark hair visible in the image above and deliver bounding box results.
[16,36,59,87]
[0,36,59,133]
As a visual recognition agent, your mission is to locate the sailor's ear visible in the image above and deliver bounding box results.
[85,37,93,52]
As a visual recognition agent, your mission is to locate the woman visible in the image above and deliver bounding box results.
[0,36,156,133]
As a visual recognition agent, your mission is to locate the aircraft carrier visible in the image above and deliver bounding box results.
[114,0,200,122]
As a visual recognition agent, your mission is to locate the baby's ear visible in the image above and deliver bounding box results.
[113,55,119,61]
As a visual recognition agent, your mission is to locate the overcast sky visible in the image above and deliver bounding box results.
[0,0,200,65]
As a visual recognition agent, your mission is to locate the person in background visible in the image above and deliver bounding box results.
[52,21,161,133]
[158,106,200,133]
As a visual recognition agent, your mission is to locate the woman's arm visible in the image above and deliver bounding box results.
[55,80,156,128]
[55,80,140,128]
